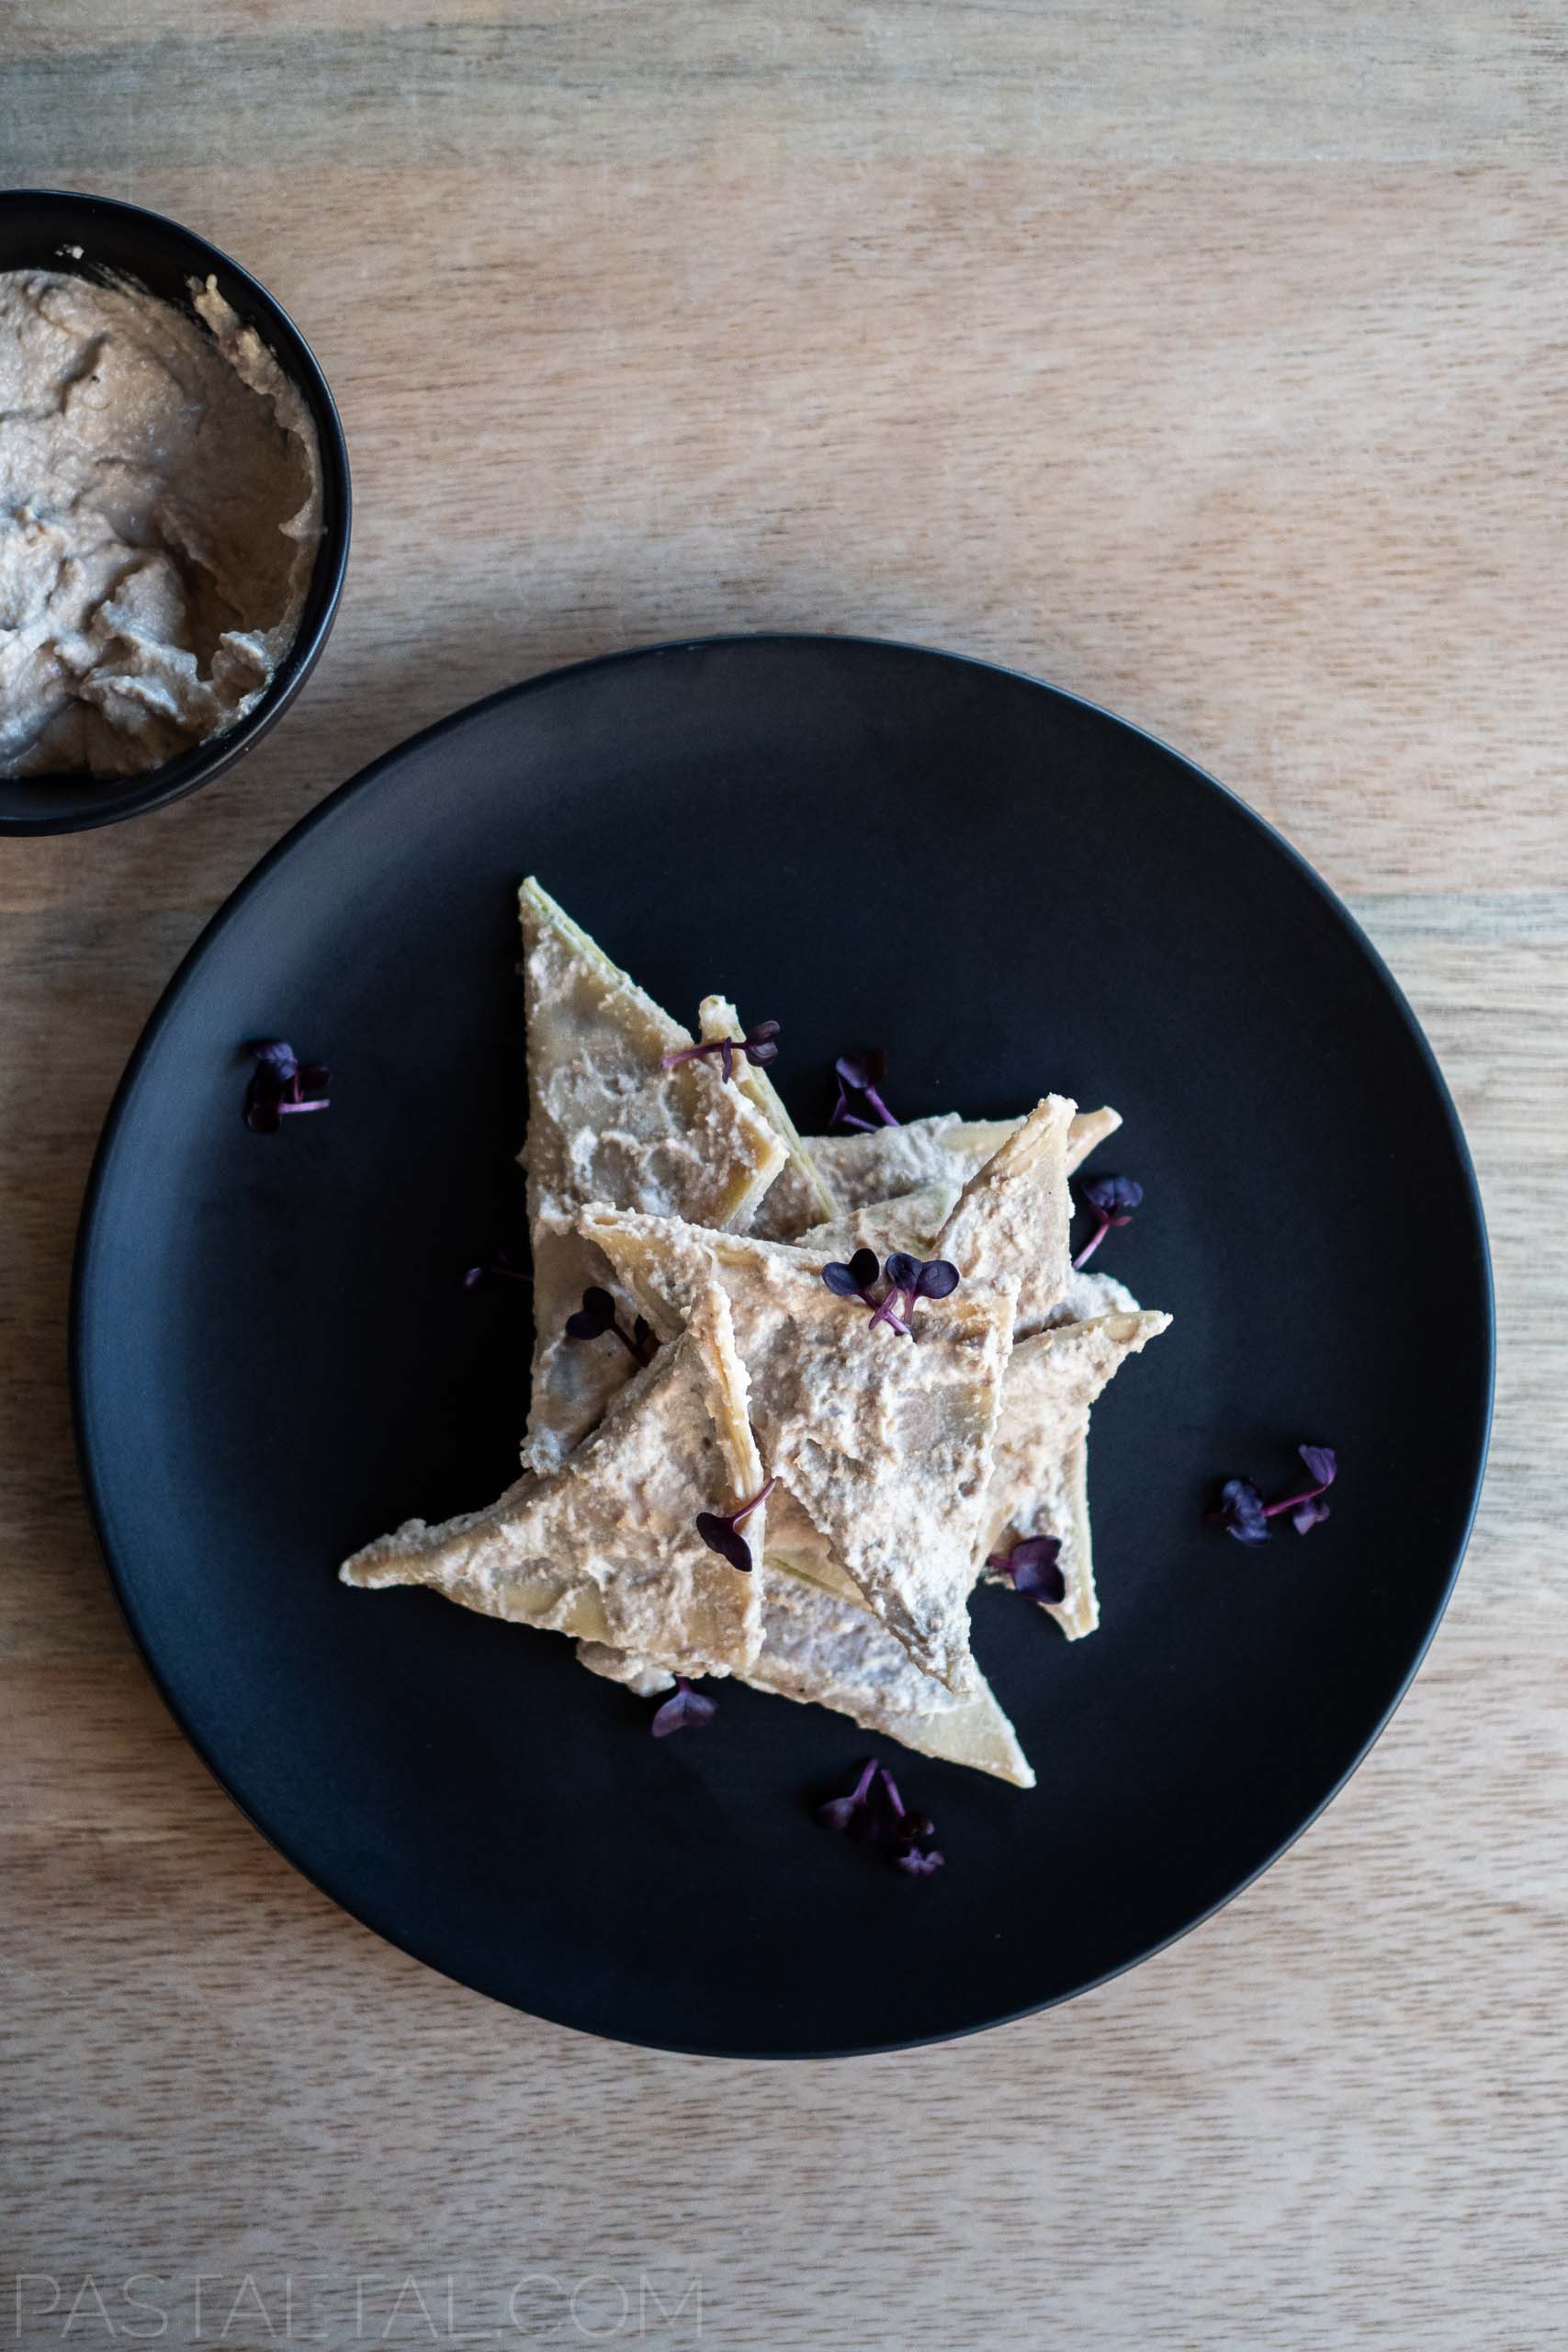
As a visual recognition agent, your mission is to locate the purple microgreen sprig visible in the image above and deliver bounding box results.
[830,1048,899,1131]
[1209,1444,1339,1545]
[817,1758,883,1839]
[821,1246,882,1306]
[987,1533,1066,1603]
[817,1758,944,1877]
[661,1020,780,1085]
[649,1678,717,1738]
[1071,1172,1143,1269]
[563,1285,656,1366]
[462,1248,533,1292]
[875,1250,959,1333]
[243,1040,330,1133]
[877,1766,945,1878]
[694,1476,777,1574]
[821,1250,959,1339]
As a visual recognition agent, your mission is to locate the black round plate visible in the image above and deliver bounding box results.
[72,637,1492,2056]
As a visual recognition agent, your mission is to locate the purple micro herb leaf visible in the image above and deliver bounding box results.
[829,1047,899,1131]
[987,1533,1066,1603]
[817,1758,944,1875]
[694,1476,777,1574]
[462,1248,532,1291]
[1209,1444,1338,1545]
[824,1250,962,1338]
[817,1757,881,1838]
[871,1251,961,1336]
[874,1766,945,1876]
[1283,1443,1337,1534]
[243,1040,331,1133]
[892,1252,960,1302]
[563,1285,617,1339]
[563,1286,655,1365]
[1213,1476,1271,1546]
[897,1846,946,1879]
[649,1678,717,1737]
[868,1252,920,1335]
[1071,1172,1144,1269]
[661,1020,781,1084]
[821,1246,882,1304]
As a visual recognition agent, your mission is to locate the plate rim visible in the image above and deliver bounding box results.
[68,631,1496,2056]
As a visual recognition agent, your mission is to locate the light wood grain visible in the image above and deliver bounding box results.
[3,9,1565,2347]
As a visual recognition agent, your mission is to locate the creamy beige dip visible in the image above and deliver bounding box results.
[0,268,322,777]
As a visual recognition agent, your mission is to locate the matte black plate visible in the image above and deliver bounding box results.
[72,637,1492,2056]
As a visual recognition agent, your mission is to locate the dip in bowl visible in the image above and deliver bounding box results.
[0,189,350,836]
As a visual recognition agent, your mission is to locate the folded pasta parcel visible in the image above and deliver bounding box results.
[984,1283,1171,1640]
[580,1549,1035,1789]
[345,878,1173,1800]
[759,1102,1121,1241]
[517,879,785,1471]
[696,991,837,1236]
[341,1283,768,1679]
[582,1205,1018,1693]
[937,1094,1077,1336]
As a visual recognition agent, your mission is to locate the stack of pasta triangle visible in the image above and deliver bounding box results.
[342,881,1171,1787]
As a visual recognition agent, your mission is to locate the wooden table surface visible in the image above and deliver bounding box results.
[5,7,1564,2346]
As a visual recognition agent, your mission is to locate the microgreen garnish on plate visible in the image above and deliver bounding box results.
[650,1678,717,1737]
[563,1285,656,1365]
[817,1758,944,1876]
[1210,1444,1339,1544]
[243,1040,330,1133]
[817,1757,882,1838]
[461,1248,532,1291]
[661,1020,780,1084]
[821,1250,959,1338]
[1072,1172,1144,1268]
[829,1048,899,1130]
[1288,1447,1338,1532]
[694,1476,777,1573]
[987,1533,1066,1602]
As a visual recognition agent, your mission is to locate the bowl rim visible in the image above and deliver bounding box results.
[0,185,352,837]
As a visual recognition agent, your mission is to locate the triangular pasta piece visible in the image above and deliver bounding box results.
[783,1099,1088,1328]
[1064,1103,1122,1170]
[983,1307,1170,1639]
[746,1564,1032,1785]
[518,878,786,1470]
[1048,1266,1143,1325]
[576,1553,1034,1788]
[795,1171,1141,1283]
[582,1205,1016,1693]
[342,1283,768,1677]
[939,1095,1077,1336]
[757,1114,989,1233]
[697,992,838,1235]
[794,1181,962,1262]
[761,1103,1120,1239]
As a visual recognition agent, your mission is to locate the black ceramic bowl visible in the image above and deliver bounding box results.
[0,188,351,836]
